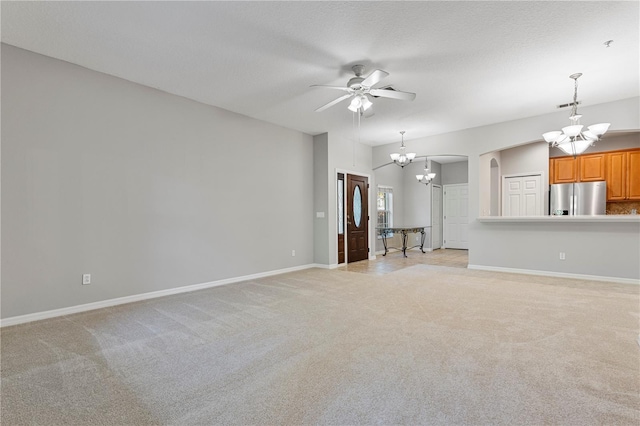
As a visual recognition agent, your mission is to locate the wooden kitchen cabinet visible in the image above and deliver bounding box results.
[627,150,640,200]
[578,153,606,182]
[605,149,640,201]
[551,157,578,183]
[606,151,626,200]
[550,154,604,184]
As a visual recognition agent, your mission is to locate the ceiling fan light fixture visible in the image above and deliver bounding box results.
[543,73,610,157]
[361,95,373,111]
[348,97,362,112]
[312,65,416,113]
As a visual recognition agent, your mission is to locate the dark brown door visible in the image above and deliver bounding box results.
[346,174,369,263]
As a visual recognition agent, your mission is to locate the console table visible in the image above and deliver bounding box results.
[376,226,430,257]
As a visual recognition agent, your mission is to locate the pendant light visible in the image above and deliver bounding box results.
[542,73,610,157]
[389,131,416,167]
[416,157,436,185]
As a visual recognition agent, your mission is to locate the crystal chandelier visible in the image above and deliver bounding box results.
[542,73,610,157]
[389,131,416,167]
[416,158,436,185]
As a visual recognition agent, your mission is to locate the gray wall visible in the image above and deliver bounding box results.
[441,161,468,185]
[474,221,640,280]
[2,45,315,319]
[500,142,548,177]
[403,161,432,226]
[313,134,329,265]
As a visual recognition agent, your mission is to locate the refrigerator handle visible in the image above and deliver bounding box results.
[571,195,576,215]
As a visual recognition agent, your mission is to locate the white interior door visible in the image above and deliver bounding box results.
[431,185,443,249]
[502,174,543,216]
[443,184,468,249]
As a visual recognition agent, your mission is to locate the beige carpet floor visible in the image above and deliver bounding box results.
[1,265,639,425]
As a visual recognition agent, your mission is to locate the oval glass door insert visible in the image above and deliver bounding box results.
[353,185,362,228]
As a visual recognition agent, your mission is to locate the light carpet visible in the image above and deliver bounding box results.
[1,265,639,425]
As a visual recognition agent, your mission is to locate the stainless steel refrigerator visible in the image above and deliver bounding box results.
[550,181,606,215]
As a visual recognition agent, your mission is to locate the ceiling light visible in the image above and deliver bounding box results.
[348,96,362,112]
[543,73,610,157]
[360,95,372,111]
[416,158,437,185]
[348,95,372,113]
[389,131,416,167]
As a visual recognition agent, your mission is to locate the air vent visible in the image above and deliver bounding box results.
[557,101,581,109]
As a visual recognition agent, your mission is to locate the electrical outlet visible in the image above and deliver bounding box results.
[291,250,296,257]
[559,252,566,260]
[82,274,91,285]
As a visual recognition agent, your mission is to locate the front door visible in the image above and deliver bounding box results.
[346,174,369,263]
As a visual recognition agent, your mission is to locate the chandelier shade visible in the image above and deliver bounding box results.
[543,73,610,157]
[389,131,416,167]
[416,158,436,185]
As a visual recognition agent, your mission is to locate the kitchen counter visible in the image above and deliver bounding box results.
[477,215,640,223]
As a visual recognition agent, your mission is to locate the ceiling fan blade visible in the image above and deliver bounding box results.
[315,94,353,112]
[310,85,351,92]
[361,69,389,87]
[370,88,416,101]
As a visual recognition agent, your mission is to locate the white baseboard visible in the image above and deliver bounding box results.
[467,264,640,285]
[1,264,319,328]
[312,263,339,270]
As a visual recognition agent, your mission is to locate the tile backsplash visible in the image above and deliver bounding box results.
[606,201,640,215]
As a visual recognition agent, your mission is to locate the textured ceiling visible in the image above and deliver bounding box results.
[2,1,638,146]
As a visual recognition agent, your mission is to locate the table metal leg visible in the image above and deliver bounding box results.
[402,230,408,257]
[381,231,388,256]
[420,230,426,253]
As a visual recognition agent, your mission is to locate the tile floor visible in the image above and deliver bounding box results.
[342,248,468,275]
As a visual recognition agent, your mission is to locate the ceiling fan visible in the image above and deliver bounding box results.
[312,65,416,114]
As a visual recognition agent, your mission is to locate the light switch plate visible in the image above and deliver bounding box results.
[316,212,325,218]
[82,274,91,285]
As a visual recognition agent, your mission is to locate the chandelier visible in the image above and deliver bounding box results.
[542,73,610,157]
[389,131,416,167]
[416,158,436,185]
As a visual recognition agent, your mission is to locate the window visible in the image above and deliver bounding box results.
[377,186,393,231]
[337,175,344,234]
